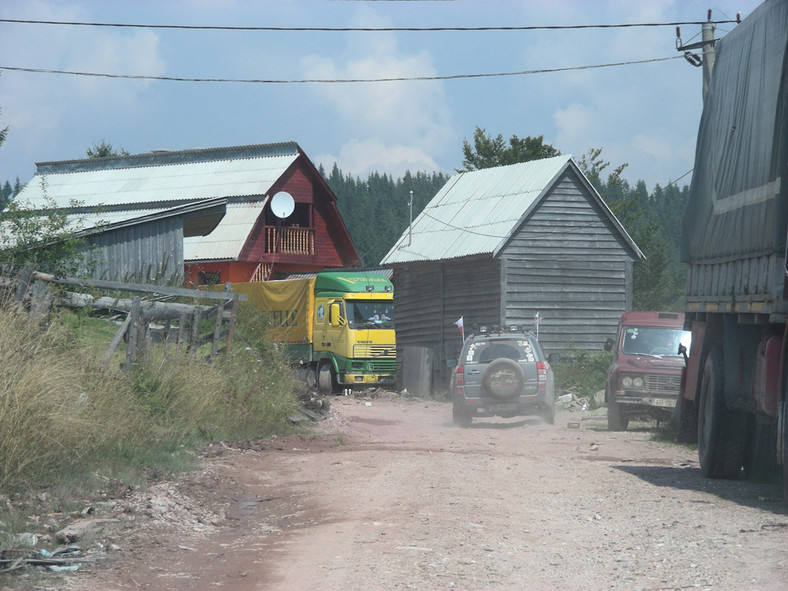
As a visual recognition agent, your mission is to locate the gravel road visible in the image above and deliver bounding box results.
[61,393,788,591]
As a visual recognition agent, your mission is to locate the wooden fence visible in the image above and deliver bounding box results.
[0,264,247,369]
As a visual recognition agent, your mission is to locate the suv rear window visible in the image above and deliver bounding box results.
[464,338,538,363]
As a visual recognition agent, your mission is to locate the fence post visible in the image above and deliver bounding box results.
[126,297,141,370]
[224,295,239,357]
[190,306,203,352]
[15,263,34,305]
[29,279,52,323]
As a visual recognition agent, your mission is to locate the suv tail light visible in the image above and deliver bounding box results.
[455,365,464,389]
[536,361,547,390]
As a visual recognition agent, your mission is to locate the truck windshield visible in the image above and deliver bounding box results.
[622,326,692,356]
[347,302,394,329]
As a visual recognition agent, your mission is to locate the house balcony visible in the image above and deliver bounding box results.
[264,225,315,257]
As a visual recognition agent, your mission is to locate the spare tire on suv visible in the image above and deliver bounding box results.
[482,359,525,399]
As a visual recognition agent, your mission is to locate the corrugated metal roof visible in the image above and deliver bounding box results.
[183,201,267,261]
[15,151,298,213]
[381,155,572,265]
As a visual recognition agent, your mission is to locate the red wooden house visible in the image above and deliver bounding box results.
[181,143,361,285]
[13,142,360,285]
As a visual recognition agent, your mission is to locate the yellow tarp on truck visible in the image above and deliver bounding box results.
[231,278,315,344]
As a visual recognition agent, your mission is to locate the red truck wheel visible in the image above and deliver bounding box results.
[698,347,748,478]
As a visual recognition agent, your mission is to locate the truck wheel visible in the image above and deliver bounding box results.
[698,347,748,479]
[675,392,698,444]
[317,362,336,394]
[607,400,629,431]
[306,367,318,390]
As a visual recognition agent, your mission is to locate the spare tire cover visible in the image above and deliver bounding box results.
[482,358,525,400]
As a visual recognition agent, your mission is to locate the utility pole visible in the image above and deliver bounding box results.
[676,9,740,101]
[701,10,716,100]
[408,190,413,246]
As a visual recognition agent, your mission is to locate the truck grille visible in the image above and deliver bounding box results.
[353,345,396,359]
[368,359,397,372]
[645,374,681,395]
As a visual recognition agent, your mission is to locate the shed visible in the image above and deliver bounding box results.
[380,155,643,389]
[11,142,360,284]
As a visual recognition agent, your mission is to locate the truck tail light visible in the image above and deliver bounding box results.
[536,361,547,389]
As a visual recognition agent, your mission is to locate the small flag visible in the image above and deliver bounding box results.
[455,316,464,341]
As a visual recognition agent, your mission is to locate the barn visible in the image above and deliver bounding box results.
[380,155,643,390]
[11,143,360,284]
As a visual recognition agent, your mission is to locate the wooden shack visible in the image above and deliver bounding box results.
[381,155,643,391]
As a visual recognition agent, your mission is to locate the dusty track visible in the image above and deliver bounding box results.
[59,393,788,591]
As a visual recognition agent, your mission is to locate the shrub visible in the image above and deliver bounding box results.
[552,345,612,403]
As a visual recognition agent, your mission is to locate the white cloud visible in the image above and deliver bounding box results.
[317,138,440,178]
[299,11,453,177]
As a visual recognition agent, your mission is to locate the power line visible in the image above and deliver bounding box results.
[0,18,740,32]
[0,56,682,85]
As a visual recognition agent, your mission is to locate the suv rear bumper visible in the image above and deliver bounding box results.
[456,393,550,418]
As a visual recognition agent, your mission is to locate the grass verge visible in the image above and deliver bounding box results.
[0,297,301,553]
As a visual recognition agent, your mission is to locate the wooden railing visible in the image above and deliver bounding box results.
[1,264,246,366]
[265,226,315,256]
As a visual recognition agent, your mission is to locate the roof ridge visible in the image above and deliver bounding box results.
[35,142,302,174]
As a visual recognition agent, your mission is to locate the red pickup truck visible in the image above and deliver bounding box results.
[604,311,692,431]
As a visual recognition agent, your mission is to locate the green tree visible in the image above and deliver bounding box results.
[0,177,92,276]
[325,166,448,266]
[86,139,129,158]
[459,126,560,171]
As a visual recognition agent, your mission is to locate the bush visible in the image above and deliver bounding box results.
[553,345,612,403]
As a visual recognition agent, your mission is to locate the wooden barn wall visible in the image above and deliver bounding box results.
[87,217,184,284]
[392,256,501,386]
[501,170,634,356]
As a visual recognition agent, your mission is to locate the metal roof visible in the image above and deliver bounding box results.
[9,143,300,259]
[183,200,267,261]
[381,155,574,265]
[15,145,299,214]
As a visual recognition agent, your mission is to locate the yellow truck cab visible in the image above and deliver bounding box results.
[312,272,395,392]
[233,272,396,393]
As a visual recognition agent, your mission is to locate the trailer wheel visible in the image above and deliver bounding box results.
[698,347,748,478]
[607,399,629,431]
[317,362,336,394]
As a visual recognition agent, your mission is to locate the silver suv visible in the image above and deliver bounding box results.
[451,327,556,427]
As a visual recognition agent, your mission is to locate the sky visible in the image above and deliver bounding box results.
[0,0,764,195]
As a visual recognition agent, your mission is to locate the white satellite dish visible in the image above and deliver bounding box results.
[270,191,295,219]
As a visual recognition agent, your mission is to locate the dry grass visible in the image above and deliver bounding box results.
[0,300,300,495]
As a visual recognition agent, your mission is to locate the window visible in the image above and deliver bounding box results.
[198,271,221,285]
[346,302,394,329]
[622,327,692,356]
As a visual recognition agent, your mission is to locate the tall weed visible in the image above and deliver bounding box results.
[0,301,300,495]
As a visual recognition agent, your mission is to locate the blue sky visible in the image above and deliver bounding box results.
[0,0,763,193]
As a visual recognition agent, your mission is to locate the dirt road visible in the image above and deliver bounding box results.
[62,393,788,591]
